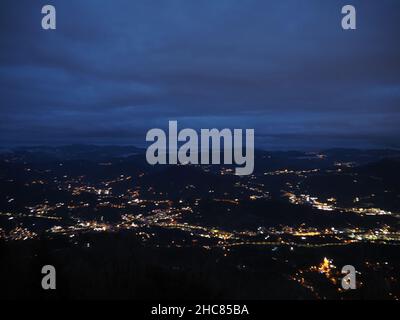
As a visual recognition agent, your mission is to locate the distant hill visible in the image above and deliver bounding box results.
[0,145,145,162]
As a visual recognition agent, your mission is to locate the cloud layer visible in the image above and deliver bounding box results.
[1,0,399,149]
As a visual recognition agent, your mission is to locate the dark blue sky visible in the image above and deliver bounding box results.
[1,0,399,149]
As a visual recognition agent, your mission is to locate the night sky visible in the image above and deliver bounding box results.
[1,0,399,149]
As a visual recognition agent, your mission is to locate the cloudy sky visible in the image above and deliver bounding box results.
[1,0,399,149]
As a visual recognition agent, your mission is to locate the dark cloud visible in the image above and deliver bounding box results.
[0,0,399,148]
